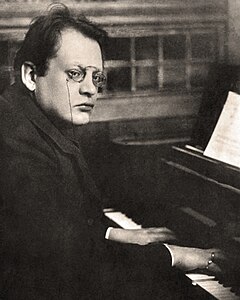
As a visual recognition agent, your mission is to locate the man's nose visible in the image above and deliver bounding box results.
[79,71,97,97]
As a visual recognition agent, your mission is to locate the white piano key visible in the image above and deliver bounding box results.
[103,209,142,229]
[186,273,215,281]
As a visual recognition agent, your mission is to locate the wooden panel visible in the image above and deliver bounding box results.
[0,1,228,34]
[108,116,196,144]
[91,93,202,122]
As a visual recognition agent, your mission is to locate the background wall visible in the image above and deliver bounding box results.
[228,0,240,65]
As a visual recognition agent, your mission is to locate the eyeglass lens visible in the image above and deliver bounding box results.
[69,67,106,88]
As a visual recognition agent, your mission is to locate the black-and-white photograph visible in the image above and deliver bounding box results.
[0,0,240,299]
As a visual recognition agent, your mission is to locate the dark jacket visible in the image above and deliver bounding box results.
[0,83,172,299]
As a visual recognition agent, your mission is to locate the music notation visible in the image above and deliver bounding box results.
[204,91,240,169]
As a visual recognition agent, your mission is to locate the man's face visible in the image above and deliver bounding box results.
[34,28,103,125]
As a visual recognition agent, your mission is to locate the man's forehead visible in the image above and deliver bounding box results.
[56,28,103,68]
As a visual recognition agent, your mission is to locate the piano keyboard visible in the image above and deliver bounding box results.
[186,274,240,300]
[104,208,142,229]
[103,208,240,300]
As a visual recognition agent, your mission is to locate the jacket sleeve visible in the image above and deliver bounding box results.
[105,237,172,270]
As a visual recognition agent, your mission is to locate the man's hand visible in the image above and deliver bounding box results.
[108,227,176,245]
[166,245,226,274]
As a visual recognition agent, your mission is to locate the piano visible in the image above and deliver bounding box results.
[105,64,240,299]
[104,205,240,300]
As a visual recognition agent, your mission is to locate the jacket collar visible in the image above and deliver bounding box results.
[4,82,85,158]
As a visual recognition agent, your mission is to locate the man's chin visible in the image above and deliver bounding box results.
[72,114,90,125]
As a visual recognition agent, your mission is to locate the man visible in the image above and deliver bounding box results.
[0,4,224,299]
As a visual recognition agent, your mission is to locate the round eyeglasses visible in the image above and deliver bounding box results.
[67,66,106,89]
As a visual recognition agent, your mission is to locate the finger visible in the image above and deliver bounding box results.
[206,262,222,275]
[151,233,177,241]
[148,227,176,234]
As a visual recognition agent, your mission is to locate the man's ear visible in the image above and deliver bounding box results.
[21,61,37,91]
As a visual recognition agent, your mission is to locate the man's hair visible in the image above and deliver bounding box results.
[14,3,107,76]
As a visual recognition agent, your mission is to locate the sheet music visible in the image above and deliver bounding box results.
[204,91,240,168]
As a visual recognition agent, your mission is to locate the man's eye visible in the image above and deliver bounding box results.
[68,70,84,81]
[93,72,106,85]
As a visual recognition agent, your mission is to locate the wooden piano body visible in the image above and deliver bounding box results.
[160,144,240,248]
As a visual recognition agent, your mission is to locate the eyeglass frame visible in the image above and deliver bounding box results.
[66,65,106,89]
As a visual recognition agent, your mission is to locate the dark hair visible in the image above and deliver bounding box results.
[14,3,107,76]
